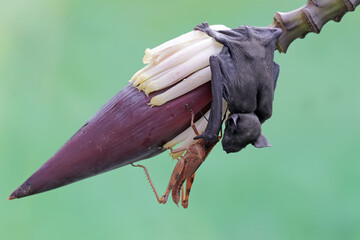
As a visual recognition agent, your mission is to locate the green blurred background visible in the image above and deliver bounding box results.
[1,0,359,239]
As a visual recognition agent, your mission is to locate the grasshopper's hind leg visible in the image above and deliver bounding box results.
[131,163,162,203]
[132,159,185,205]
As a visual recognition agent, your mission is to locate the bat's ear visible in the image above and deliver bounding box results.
[252,133,272,148]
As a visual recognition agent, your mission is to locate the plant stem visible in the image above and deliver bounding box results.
[271,0,359,53]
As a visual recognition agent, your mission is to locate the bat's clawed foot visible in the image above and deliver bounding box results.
[194,22,211,33]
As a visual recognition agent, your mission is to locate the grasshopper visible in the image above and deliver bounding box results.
[132,105,221,208]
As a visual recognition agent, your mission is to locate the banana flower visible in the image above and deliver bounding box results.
[9,24,229,200]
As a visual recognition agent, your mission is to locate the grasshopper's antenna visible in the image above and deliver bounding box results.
[190,101,208,122]
[221,106,228,124]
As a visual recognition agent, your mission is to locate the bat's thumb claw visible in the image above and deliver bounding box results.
[195,133,218,143]
[193,134,203,140]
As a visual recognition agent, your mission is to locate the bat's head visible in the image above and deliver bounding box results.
[222,113,271,153]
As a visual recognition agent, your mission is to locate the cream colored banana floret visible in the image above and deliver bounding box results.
[130,25,230,158]
[149,66,211,106]
[129,24,230,104]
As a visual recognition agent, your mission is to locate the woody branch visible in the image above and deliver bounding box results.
[271,0,359,53]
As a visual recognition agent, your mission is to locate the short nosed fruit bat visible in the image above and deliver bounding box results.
[194,22,282,153]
